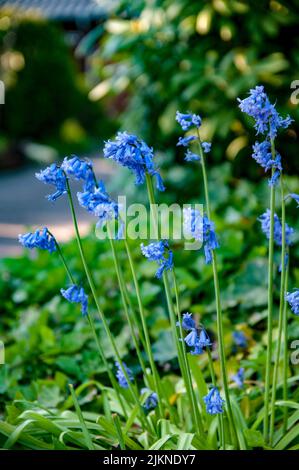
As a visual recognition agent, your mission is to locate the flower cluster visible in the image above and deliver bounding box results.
[103,132,164,191]
[77,180,121,234]
[61,156,95,192]
[18,227,56,253]
[203,387,224,415]
[183,208,219,264]
[176,111,211,162]
[141,388,158,411]
[232,368,245,389]
[238,85,292,138]
[141,240,173,279]
[258,209,294,247]
[35,164,67,201]
[176,112,201,131]
[179,312,211,355]
[238,86,292,187]
[115,361,134,389]
[61,284,88,316]
[285,289,299,316]
[252,140,282,186]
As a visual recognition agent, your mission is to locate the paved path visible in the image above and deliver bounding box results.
[0,158,115,257]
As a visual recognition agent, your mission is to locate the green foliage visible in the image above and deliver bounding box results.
[93,0,299,175]
[0,166,298,448]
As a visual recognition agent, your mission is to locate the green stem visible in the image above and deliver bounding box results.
[196,132,238,446]
[269,174,286,446]
[145,173,204,435]
[207,348,225,450]
[112,414,126,450]
[124,239,164,417]
[65,178,150,431]
[69,384,95,450]
[172,270,204,433]
[108,233,148,380]
[53,234,127,416]
[264,141,276,442]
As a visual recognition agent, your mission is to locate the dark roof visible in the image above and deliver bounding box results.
[0,0,117,21]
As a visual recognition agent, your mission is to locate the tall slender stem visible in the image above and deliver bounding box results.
[269,175,286,445]
[145,173,204,435]
[108,233,148,380]
[124,239,164,416]
[207,348,225,450]
[263,141,276,442]
[53,235,127,417]
[65,178,150,431]
[196,131,238,446]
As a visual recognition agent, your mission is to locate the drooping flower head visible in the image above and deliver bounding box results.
[35,164,67,201]
[238,85,292,138]
[184,150,200,162]
[61,284,88,316]
[177,312,211,355]
[232,368,245,389]
[18,227,56,253]
[141,240,173,279]
[183,208,219,264]
[285,289,299,316]
[204,387,225,415]
[258,209,294,246]
[141,388,158,411]
[176,111,201,131]
[103,132,164,191]
[232,331,247,348]
[252,140,282,186]
[61,156,95,192]
[177,135,196,147]
[180,312,196,331]
[77,180,122,236]
[115,361,134,389]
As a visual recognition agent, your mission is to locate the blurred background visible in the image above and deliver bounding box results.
[0,0,299,255]
[0,1,299,406]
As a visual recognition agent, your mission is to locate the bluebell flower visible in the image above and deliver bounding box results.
[61,156,95,192]
[177,135,196,147]
[285,289,299,315]
[232,331,247,348]
[36,164,67,201]
[184,150,200,162]
[252,140,282,186]
[183,208,219,264]
[232,368,245,389]
[61,284,88,316]
[184,328,198,348]
[176,111,201,131]
[177,312,211,355]
[103,132,164,191]
[180,312,196,331]
[204,387,225,415]
[202,142,211,153]
[238,85,292,138]
[258,209,294,246]
[77,181,122,235]
[141,388,158,410]
[290,193,299,207]
[18,227,56,253]
[115,361,134,388]
[141,240,173,279]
